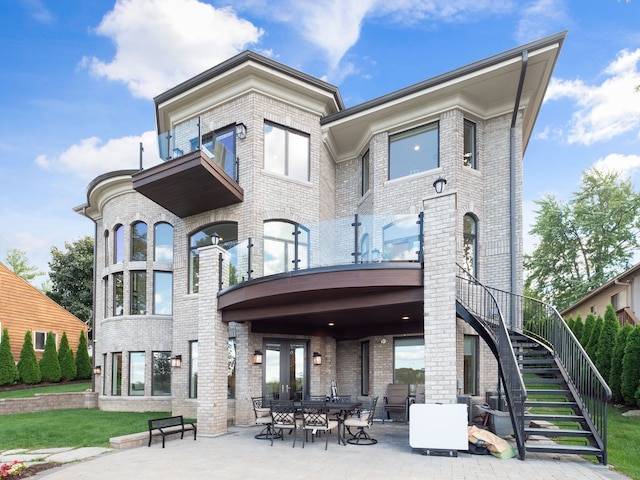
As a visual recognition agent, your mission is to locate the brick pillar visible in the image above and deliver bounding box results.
[423,192,458,403]
[196,245,229,435]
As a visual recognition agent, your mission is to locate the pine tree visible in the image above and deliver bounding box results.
[60,348,77,381]
[566,316,575,332]
[586,315,603,361]
[595,305,619,383]
[573,314,584,341]
[17,331,41,384]
[39,331,61,382]
[621,326,640,405]
[581,313,595,348]
[58,331,70,364]
[0,328,19,386]
[75,330,92,380]
[611,324,633,402]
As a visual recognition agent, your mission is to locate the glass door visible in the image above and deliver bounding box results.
[264,340,307,401]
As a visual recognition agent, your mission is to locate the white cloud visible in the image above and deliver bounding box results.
[19,0,54,24]
[514,0,569,44]
[83,0,263,99]
[545,48,640,145]
[35,130,161,180]
[591,153,640,180]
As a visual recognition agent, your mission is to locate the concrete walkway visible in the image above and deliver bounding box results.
[1,423,631,480]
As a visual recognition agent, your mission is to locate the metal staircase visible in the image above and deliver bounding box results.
[455,265,611,463]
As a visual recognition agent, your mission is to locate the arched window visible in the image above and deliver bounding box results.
[114,224,124,264]
[131,221,148,261]
[154,222,174,263]
[463,214,478,277]
[263,220,309,276]
[189,222,238,293]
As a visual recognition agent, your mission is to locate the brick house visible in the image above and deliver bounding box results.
[76,33,603,460]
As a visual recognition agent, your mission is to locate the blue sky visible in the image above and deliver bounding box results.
[1,0,639,285]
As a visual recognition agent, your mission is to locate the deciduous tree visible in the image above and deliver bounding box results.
[4,249,43,283]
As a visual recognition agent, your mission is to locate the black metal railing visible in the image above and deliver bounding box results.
[455,265,527,460]
[486,287,611,464]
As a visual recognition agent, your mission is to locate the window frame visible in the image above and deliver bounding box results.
[130,271,147,315]
[112,352,122,396]
[393,336,425,396]
[388,122,439,180]
[113,272,124,316]
[130,221,148,261]
[189,341,198,399]
[361,149,370,195]
[129,351,146,396]
[463,335,479,395]
[463,119,477,169]
[154,222,174,263]
[463,214,478,277]
[153,271,173,315]
[263,121,310,182]
[114,224,124,264]
[152,351,171,396]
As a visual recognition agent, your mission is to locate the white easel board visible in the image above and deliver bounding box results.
[409,403,469,451]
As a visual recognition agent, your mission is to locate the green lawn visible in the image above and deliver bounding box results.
[607,406,640,480]
[0,382,92,399]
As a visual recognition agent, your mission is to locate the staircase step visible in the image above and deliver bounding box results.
[525,413,584,422]
[521,367,561,374]
[525,427,593,438]
[518,358,556,365]
[525,443,602,457]
[525,400,578,408]
[523,377,564,384]
[527,389,572,397]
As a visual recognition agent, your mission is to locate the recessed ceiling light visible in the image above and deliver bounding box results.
[401,316,410,320]
[328,322,335,327]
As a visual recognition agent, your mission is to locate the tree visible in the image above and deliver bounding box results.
[58,332,76,381]
[4,249,43,283]
[586,315,603,361]
[39,332,61,383]
[75,330,92,380]
[610,323,633,403]
[595,305,619,383]
[17,331,41,385]
[582,313,596,348]
[525,169,640,311]
[0,328,19,386]
[572,314,584,341]
[621,325,640,405]
[47,236,94,327]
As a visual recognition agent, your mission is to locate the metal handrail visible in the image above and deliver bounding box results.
[485,286,611,464]
[455,265,527,460]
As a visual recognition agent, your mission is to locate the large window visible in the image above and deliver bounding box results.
[361,341,370,396]
[263,220,309,276]
[189,341,198,399]
[389,122,439,180]
[382,217,420,261]
[153,271,173,315]
[154,222,174,262]
[189,222,238,293]
[264,122,310,182]
[201,126,237,180]
[464,119,477,169]
[129,352,145,396]
[113,273,124,316]
[463,214,478,277]
[114,224,124,263]
[112,352,122,396]
[361,149,370,195]
[463,335,478,395]
[130,271,147,315]
[228,338,236,399]
[152,352,171,396]
[131,221,147,261]
[394,337,425,395]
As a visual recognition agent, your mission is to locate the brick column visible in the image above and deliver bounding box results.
[196,245,229,435]
[423,191,458,403]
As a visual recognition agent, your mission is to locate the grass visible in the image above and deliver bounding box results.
[0,382,92,399]
[607,406,640,480]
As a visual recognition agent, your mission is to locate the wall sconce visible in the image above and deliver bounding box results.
[312,352,322,366]
[93,366,101,375]
[433,176,447,194]
[170,355,182,368]
[235,123,247,139]
[210,232,221,246]
[253,350,263,365]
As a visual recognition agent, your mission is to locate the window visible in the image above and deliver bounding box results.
[113,273,124,316]
[263,220,309,275]
[382,217,420,261]
[130,271,147,315]
[129,352,145,396]
[34,331,46,351]
[463,335,478,395]
[103,276,109,317]
[153,271,173,315]
[154,223,174,262]
[611,293,619,311]
[112,352,122,396]
[228,338,236,399]
[152,352,171,396]
[201,126,237,181]
[103,229,109,267]
[361,150,370,195]
[131,221,147,261]
[189,341,198,399]
[114,224,124,263]
[264,122,310,182]
[189,222,238,293]
[464,119,477,169]
[393,337,425,395]
[361,341,370,396]
[389,122,439,180]
[463,214,478,277]
[102,353,107,396]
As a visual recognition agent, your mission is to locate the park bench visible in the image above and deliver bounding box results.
[148,415,197,448]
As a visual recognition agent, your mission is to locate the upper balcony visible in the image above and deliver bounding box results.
[132,117,244,217]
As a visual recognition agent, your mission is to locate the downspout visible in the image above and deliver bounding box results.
[511,51,528,299]
[81,205,98,393]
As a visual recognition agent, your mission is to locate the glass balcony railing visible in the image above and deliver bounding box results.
[219,213,424,290]
[158,116,238,181]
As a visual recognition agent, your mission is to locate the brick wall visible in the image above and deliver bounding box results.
[0,392,98,415]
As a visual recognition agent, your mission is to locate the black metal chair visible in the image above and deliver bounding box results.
[269,400,300,447]
[344,396,379,445]
[251,396,275,440]
[300,401,339,450]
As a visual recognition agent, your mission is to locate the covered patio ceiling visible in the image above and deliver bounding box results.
[218,264,424,340]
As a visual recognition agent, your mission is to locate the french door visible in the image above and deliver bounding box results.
[263,340,308,401]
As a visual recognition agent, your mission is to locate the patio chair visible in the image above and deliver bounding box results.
[269,401,300,447]
[414,385,425,404]
[344,396,379,445]
[301,402,339,450]
[252,396,275,440]
[383,383,410,422]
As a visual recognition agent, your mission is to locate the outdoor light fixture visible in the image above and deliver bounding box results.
[253,350,263,365]
[312,352,322,366]
[433,176,447,194]
[235,123,247,139]
[210,232,221,246]
[93,366,101,375]
[170,355,182,368]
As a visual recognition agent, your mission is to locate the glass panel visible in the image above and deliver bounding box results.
[464,119,476,168]
[189,222,238,293]
[114,225,124,263]
[114,273,124,316]
[34,331,45,350]
[361,341,370,395]
[394,337,425,395]
[383,216,420,261]
[129,352,145,396]
[389,122,439,180]
[464,335,478,395]
[288,130,309,182]
[228,338,236,399]
[463,215,477,277]
[154,223,174,262]
[112,353,122,396]
[264,343,281,400]
[264,123,286,176]
[290,343,305,402]
[152,351,171,396]
[153,271,172,315]
[189,341,198,399]
[131,271,147,315]
[131,222,147,261]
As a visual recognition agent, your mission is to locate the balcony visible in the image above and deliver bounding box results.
[132,118,243,217]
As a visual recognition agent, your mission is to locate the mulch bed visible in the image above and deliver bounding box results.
[4,462,60,479]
